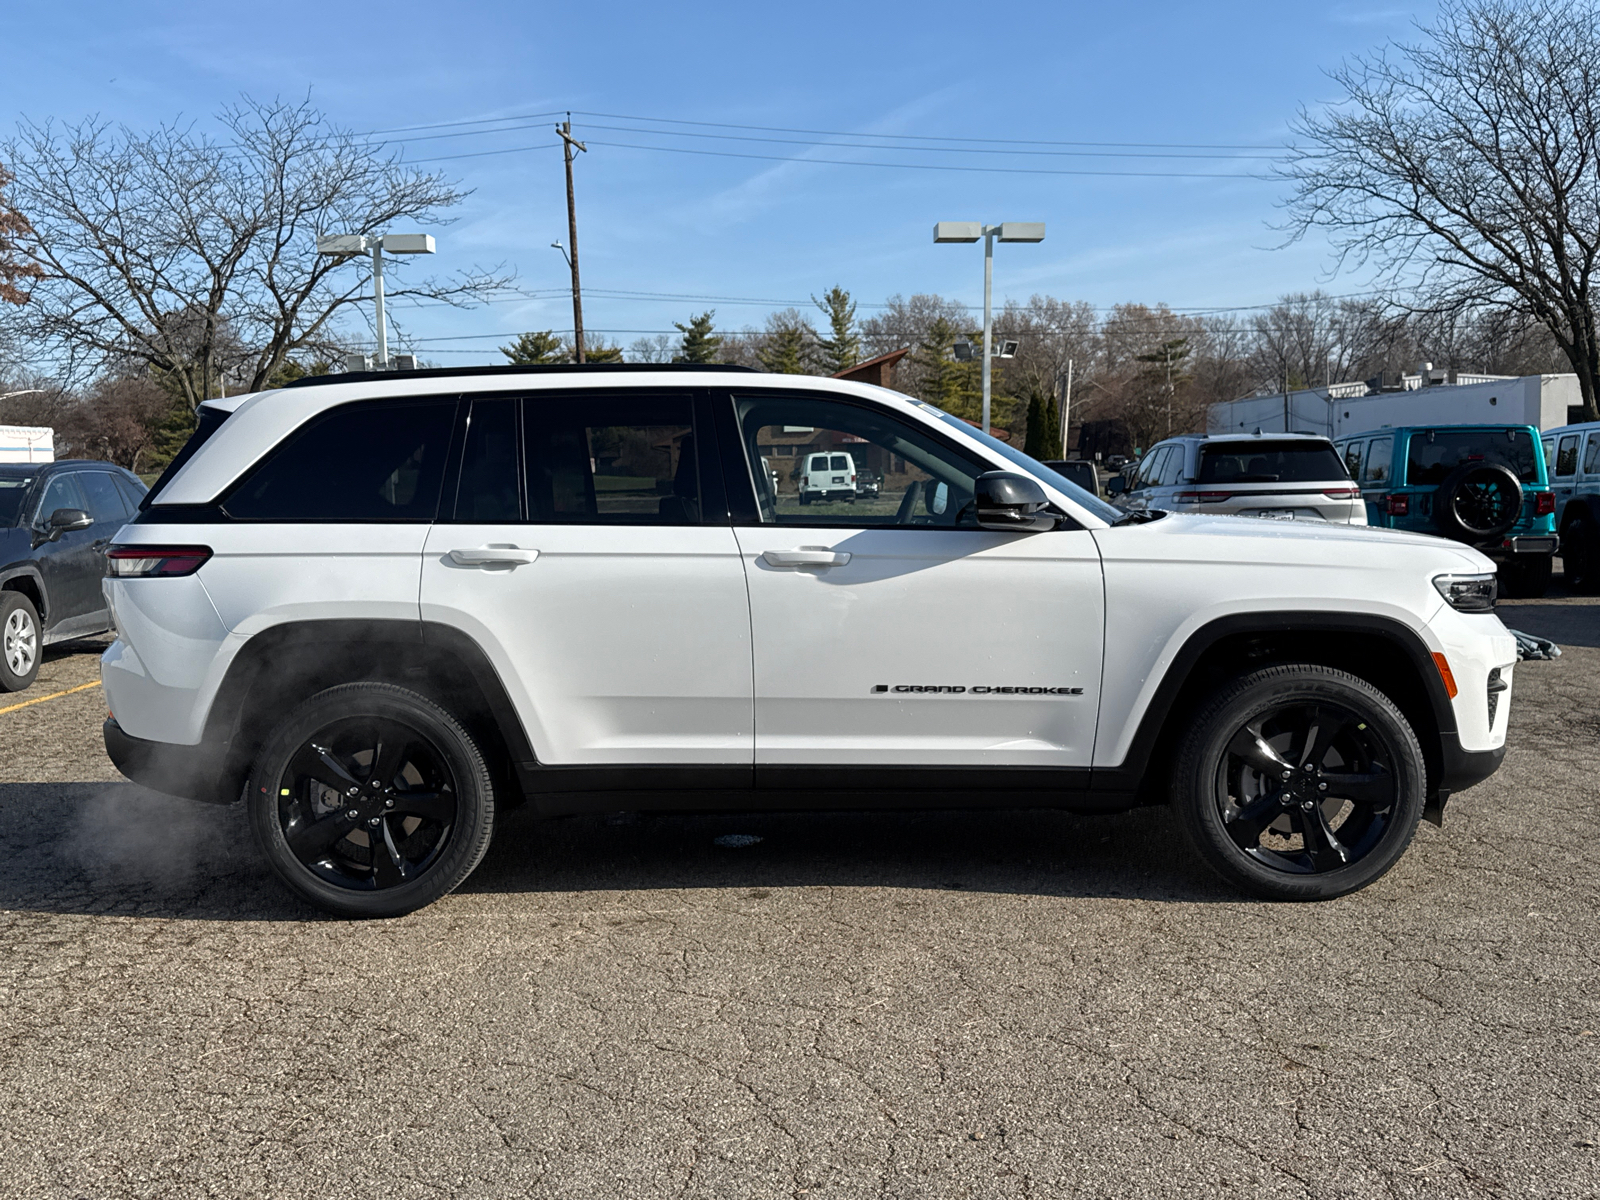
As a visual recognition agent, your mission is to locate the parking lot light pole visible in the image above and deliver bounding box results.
[934,221,1045,435]
[316,233,437,369]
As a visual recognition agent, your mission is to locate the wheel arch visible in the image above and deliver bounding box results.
[1093,611,1454,809]
[204,618,537,805]
[0,566,47,623]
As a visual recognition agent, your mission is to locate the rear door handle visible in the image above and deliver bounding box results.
[448,547,539,566]
[762,549,851,568]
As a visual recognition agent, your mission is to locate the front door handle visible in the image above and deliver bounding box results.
[762,549,851,568]
[448,547,539,567]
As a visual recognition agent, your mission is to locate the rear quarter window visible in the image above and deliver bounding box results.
[1198,441,1345,484]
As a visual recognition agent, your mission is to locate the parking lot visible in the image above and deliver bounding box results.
[0,595,1596,1199]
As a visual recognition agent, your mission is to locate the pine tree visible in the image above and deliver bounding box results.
[813,286,860,375]
[673,311,722,364]
[1022,382,1062,460]
[501,331,564,364]
[756,309,817,374]
[910,317,975,418]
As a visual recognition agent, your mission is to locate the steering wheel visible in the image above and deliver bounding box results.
[894,479,924,525]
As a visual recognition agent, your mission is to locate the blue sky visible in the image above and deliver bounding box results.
[3,0,1431,363]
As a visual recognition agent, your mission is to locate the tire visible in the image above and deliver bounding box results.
[0,591,41,693]
[1433,461,1522,541]
[1499,555,1553,599]
[1173,664,1426,901]
[247,683,496,918]
[1564,512,1600,594]
[798,492,811,506]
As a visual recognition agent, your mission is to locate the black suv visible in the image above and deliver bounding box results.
[0,460,148,691]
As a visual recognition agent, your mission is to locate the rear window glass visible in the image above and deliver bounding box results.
[0,476,33,525]
[1197,441,1346,484]
[810,456,828,471]
[225,399,456,521]
[1405,429,1540,486]
[1555,435,1580,477]
[829,455,849,471]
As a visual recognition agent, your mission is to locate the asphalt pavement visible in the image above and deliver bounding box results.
[0,600,1597,1199]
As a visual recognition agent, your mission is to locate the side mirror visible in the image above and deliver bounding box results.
[50,507,95,532]
[974,471,1058,533]
[1105,475,1126,496]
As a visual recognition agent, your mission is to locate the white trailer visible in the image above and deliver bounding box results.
[0,425,54,463]
[1209,373,1582,439]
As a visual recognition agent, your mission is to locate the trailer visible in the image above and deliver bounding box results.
[0,425,54,463]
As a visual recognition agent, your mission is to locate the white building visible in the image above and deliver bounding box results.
[0,425,54,463]
[1208,369,1583,440]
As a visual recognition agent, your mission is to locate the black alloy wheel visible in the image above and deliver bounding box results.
[1434,462,1522,541]
[1175,664,1425,900]
[248,683,495,918]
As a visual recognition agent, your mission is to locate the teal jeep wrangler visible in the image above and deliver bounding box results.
[1333,424,1558,598]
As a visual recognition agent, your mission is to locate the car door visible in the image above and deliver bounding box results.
[720,389,1104,778]
[74,469,135,627]
[1581,432,1600,508]
[419,390,753,771]
[1362,436,1393,523]
[1552,434,1581,515]
[29,472,101,633]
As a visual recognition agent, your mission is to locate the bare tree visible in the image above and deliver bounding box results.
[1282,0,1600,419]
[3,97,511,409]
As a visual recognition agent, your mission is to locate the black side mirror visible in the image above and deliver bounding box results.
[1105,475,1127,496]
[974,471,1058,533]
[49,507,95,532]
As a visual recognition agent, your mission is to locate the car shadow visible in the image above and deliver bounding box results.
[0,782,1234,921]
[1495,595,1600,648]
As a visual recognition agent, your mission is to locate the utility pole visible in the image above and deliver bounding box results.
[1059,358,1073,458]
[1165,343,1174,437]
[371,240,389,368]
[556,116,588,364]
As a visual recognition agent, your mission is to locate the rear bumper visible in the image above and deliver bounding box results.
[103,718,236,804]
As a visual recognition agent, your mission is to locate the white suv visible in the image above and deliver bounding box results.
[1114,433,1367,524]
[103,365,1515,916]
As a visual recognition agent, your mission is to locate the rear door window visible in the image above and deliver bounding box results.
[1555,434,1580,478]
[1364,438,1393,483]
[1197,440,1345,484]
[1406,429,1542,486]
[1584,433,1600,475]
[224,398,457,521]
[524,393,700,525]
[1342,440,1366,480]
[452,397,521,522]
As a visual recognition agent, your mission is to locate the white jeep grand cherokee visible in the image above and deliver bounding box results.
[102,365,1517,917]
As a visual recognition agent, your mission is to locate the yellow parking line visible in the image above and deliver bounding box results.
[0,680,102,716]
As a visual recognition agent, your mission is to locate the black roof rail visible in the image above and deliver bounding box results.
[280,362,758,389]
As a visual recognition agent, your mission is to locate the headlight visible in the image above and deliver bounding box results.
[1433,572,1496,612]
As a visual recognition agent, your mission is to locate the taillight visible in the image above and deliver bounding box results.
[1322,487,1360,500]
[1172,491,1234,504]
[1385,494,1410,516]
[106,545,213,577]
[1533,491,1556,515]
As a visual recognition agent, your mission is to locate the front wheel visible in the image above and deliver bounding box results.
[0,591,41,693]
[1173,664,1425,901]
[247,683,496,918]
[1564,513,1600,594]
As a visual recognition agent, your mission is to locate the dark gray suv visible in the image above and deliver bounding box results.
[0,460,148,691]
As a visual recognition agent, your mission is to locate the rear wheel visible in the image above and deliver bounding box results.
[1499,555,1553,599]
[247,683,496,918]
[0,591,41,693]
[1564,513,1600,594]
[1173,664,1425,901]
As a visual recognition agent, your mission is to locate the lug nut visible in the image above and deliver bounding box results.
[1318,782,1328,791]
[1303,763,1315,772]
[368,817,381,827]
[384,799,394,808]
[1302,800,1315,810]
[346,809,359,820]
[347,786,359,797]
[1281,770,1292,780]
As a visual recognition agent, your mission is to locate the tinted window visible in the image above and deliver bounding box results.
[1134,447,1168,489]
[453,398,520,522]
[33,474,86,526]
[1342,440,1366,480]
[1364,437,1393,483]
[0,475,34,525]
[829,455,849,471]
[809,456,828,471]
[77,471,131,523]
[736,393,988,527]
[524,394,698,524]
[1157,446,1186,486]
[1406,429,1540,486]
[1555,434,1580,477]
[225,399,456,521]
[113,474,148,513]
[1585,433,1600,475]
[1198,440,1345,484]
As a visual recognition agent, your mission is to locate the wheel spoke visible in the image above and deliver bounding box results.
[368,733,409,791]
[1297,706,1345,770]
[309,743,362,790]
[370,819,407,887]
[1227,725,1293,777]
[286,809,359,860]
[1295,803,1351,872]
[1322,766,1395,808]
[388,789,456,825]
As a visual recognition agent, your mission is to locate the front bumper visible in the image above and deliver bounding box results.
[104,718,236,804]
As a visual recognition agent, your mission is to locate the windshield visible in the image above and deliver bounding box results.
[0,475,33,525]
[922,405,1123,524]
[1198,440,1347,484]
[1405,429,1541,485]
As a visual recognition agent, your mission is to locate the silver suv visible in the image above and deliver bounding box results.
[1113,433,1366,524]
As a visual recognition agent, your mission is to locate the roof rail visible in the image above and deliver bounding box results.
[280,362,757,389]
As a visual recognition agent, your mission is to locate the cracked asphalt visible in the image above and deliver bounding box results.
[0,595,1597,1199]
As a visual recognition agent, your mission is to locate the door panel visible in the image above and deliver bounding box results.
[30,473,101,632]
[733,525,1104,765]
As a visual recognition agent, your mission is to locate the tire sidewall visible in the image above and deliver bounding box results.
[0,591,41,692]
[247,683,495,918]
[1175,666,1426,901]
[1436,462,1522,541]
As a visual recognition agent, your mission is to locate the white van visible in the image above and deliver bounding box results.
[799,450,856,505]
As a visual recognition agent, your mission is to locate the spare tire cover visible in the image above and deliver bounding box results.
[1433,461,1523,541]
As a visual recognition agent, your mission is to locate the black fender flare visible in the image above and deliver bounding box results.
[0,564,49,622]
